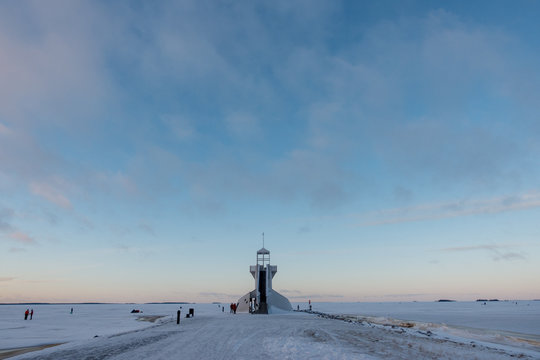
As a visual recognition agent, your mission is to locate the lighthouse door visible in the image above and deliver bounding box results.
[258,270,267,303]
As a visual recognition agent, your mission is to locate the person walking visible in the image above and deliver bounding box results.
[30,309,34,320]
[70,308,73,314]
[24,309,29,320]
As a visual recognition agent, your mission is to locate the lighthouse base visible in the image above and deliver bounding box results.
[253,303,268,314]
[237,290,292,314]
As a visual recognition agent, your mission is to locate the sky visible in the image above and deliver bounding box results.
[1,0,540,303]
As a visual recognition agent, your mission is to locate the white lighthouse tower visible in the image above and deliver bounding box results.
[237,247,292,314]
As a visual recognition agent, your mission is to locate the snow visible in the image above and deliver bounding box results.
[308,300,540,335]
[305,301,540,352]
[1,302,539,359]
[0,304,217,349]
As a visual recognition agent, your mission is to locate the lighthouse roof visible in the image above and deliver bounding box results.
[257,247,270,254]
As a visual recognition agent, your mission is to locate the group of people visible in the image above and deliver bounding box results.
[24,308,34,320]
[229,303,238,314]
[23,307,73,320]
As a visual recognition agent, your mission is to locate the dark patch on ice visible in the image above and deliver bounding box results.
[20,334,170,360]
[303,329,331,343]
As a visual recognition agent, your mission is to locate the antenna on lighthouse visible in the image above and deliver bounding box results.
[262,232,265,248]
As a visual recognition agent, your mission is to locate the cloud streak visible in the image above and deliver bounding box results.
[0,208,14,231]
[30,180,72,209]
[287,294,344,299]
[442,244,526,262]
[199,292,240,299]
[7,231,36,245]
[360,191,540,226]
[278,289,343,299]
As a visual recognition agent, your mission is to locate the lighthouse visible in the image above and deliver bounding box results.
[237,247,292,314]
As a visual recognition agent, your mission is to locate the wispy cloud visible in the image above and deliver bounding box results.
[0,277,15,282]
[30,180,72,209]
[297,226,311,234]
[7,231,36,245]
[0,208,14,231]
[279,289,302,294]
[360,191,540,226]
[138,221,155,236]
[278,289,343,299]
[287,293,344,299]
[442,244,526,261]
[225,112,261,139]
[0,122,12,135]
[284,249,349,257]
[161,114,197,141]
[199,292,239,299]
[380,293,430,299]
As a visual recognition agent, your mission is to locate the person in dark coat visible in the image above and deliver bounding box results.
[24,309,29,320]
[30,309,34,320]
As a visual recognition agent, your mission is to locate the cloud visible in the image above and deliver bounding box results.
[199,292,239,299]
[279,289,344,300]
[30,180,72,209]
[225,112,261,139]
[444,244,509,252]
[0,208,14,231]
[162,114,197,141]
[310,182,349,209]
[0,3,539,227]
[442,244,526,261]
[41,209,59,225]
[497,252,526,261]
[0,126,63,183]
[268,149,353,209]
[7,231,36,245]
[360,191,540,226]
[284,249,348,257]
[0,122,12,135]
[380,293,429,299]
[138,222,155,236]
[0,209,37,248]
[279,289,302,294]
[293,9,540,191]
[0,277,15,282]
[287,293,344,299]
[393,186,413,203]
[297,226,310,234]
[92,171,138,197]
[0,1,114,128]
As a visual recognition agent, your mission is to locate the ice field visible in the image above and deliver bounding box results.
[1,301,539,359]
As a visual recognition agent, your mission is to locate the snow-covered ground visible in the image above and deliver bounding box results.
[1,302,539,359]
[308,301,540,350]
[0,303,218,349]
[308,301,539,335]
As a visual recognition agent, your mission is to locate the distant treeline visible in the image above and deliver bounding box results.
[0,302,193,305]
[145,302,192,304]
[0,302,109,305]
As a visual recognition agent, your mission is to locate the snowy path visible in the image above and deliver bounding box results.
[11,312,538,360]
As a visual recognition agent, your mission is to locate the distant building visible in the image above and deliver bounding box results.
[237,247,292,314]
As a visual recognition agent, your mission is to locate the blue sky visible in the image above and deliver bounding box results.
[1,0,539,303]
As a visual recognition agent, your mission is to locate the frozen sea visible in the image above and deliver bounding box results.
[312,300,540,340]
[1,301,539,359]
